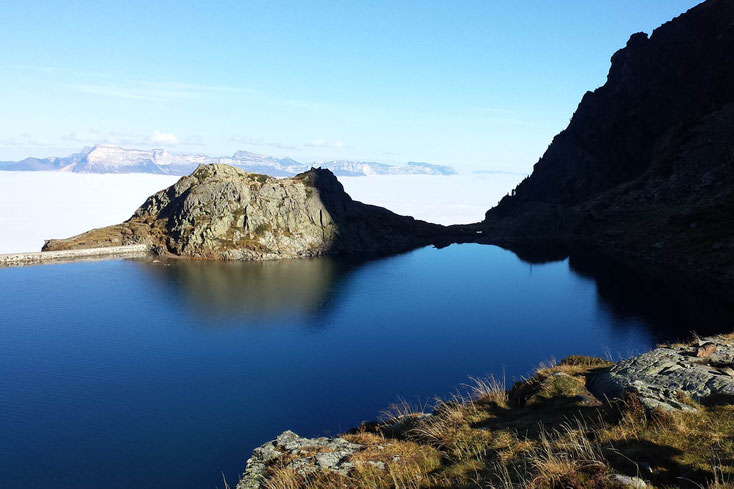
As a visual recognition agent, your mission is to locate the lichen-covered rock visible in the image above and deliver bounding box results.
[43,164,447,260]
[235,431,364,489]
[588,336,734,411]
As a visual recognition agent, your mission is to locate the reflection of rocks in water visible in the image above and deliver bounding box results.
[141,257,358,321]
[493,240,573,264]
[500,243,734,341]
[568,250,734,339]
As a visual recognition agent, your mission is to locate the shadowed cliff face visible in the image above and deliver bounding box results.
[484,0,734,290]
[42,164,448,260]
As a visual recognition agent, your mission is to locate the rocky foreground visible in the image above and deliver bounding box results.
[43,164,456,260]
[236,335,734,489]
[588,338,734,412]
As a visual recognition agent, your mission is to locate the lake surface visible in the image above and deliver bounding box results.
[0,243,728,489]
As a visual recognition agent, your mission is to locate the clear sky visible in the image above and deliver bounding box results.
[0,0,700,172]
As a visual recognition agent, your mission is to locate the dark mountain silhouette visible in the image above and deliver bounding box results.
[483,0,734,293]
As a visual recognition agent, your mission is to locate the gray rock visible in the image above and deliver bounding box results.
[43,164,450,259]
[588,336,734,411]
[235,431,363,489]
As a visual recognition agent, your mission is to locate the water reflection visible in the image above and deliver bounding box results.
[138,242,733,339]
[499,242,734,340]
[139,257,363,321]
[568,250,734,338]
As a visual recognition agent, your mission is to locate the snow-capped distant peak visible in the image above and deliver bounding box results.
[0,145,457,177]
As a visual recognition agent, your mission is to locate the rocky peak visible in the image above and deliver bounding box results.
[42,164,448,260]
[483,0,734,291]
[489,0,734,212]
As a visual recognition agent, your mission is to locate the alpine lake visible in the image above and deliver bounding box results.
[1,242,730,489]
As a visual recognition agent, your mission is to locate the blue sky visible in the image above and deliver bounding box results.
[0,0,699,171]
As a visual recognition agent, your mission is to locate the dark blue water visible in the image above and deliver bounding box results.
[0,243,716,489]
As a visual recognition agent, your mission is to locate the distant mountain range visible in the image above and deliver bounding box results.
[0,145,456,177]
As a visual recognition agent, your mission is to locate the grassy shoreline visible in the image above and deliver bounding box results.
[251,334,734,489]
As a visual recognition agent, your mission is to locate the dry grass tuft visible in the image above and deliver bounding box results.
[524,420,609,489]
[264,467,302,489]
[465,374,508,407]
[379,398,426,425]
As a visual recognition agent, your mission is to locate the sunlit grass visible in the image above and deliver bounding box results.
[252,354,734,488]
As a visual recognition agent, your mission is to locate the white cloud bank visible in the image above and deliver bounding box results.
[0,172,180,253]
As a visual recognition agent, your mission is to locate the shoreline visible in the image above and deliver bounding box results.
[235,334,734,489]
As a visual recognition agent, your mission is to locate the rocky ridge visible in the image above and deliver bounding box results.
[588,336,734,411]
[482,0,734,292]
[42,164,449,259]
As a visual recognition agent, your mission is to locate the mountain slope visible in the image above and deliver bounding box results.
[42,164,448,259]
[483,0,734,289]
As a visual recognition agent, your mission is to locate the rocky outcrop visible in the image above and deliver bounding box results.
[236,431,365,489]
[235,339,734,488]
[483,0,734,291]
[236,416,431,489]
[588,335,734,411]
[42,164,449,260]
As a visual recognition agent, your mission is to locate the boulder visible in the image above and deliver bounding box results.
[610,474,648,488]
[587,336,734,411]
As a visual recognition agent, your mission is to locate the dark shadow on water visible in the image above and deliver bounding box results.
[568,250,734,339]
[497,242,734,341]
[137,256,368,324]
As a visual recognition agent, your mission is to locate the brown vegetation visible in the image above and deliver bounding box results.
[255,355,734,488]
